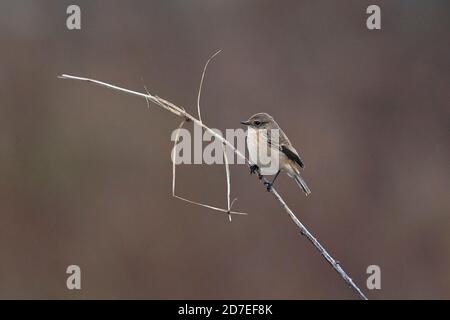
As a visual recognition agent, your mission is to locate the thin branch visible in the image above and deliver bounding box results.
[58,74,247,162]
[58,73,368,300]
[197,49,221,123]
[173,195,246,216]
[196,49,239,221]
[222,142,232,222]
[269,187,367,300]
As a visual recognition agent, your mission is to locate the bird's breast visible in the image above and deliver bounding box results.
[246,128,281,175]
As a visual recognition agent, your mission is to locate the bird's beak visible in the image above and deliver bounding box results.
[241,120,250,126]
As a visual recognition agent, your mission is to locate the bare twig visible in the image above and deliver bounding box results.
[58,68,368,300]
[222,142,232,222]
[197,49,221,123]
[269,187,367,300]
[196,49,239,221]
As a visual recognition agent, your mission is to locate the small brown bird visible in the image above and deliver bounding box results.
[241,113,311,195]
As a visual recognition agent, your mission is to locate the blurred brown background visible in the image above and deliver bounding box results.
[0,0,449,299]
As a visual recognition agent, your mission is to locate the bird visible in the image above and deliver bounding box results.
[241,113,311,195]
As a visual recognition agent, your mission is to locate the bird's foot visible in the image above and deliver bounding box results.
[263,181,273,192]
[250,164,259,174]
[250,165,262,179]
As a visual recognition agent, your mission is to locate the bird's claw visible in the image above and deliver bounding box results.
[250,164,259,175]
[263,181,273,192]
[250,165,262,179]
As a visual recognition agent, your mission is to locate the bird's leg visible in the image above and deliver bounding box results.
[250,164,262,179]
[264,170,280,192]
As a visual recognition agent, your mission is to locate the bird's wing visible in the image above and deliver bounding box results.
[280,145,304,169]
[260,129,280,149]
[261,129,305,169]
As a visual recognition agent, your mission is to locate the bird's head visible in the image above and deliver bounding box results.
[241,113,274,129]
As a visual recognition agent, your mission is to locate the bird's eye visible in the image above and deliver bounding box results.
[254,121,261,126]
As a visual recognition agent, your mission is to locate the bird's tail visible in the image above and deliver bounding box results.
[294,173,311,196]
